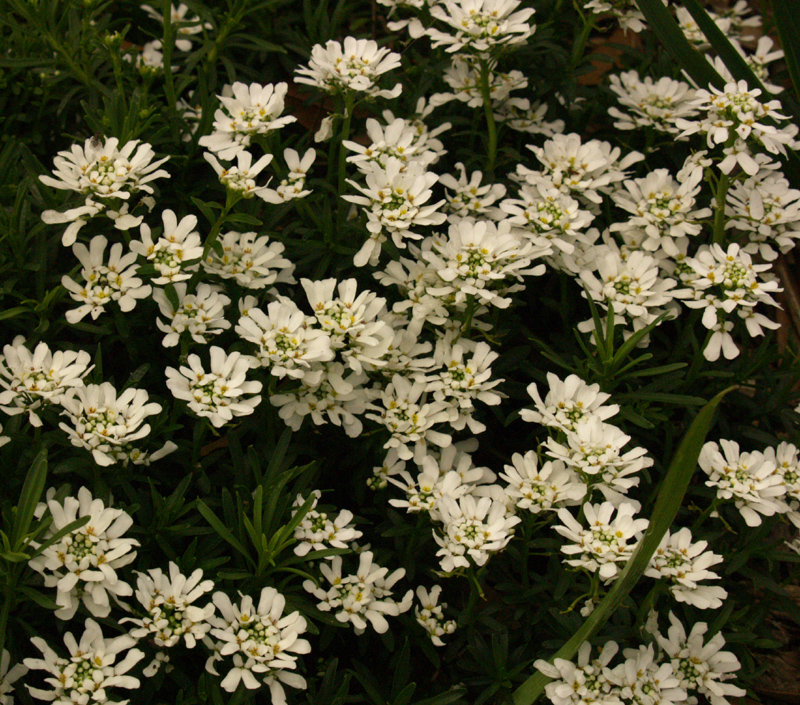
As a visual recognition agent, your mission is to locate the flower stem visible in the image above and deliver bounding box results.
[478,60,498,175]
[161,0,179,142]
[461,295,477,339]
[201,191,241,261]
[337,91,355,229]
[712,171,730,245]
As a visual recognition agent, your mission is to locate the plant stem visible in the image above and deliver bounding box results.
[201,191,241,261]
[461,295,477,339]
[161,0,179,142]
[712,171,730,245]
[337,91,355,229]
[478,60,498,175]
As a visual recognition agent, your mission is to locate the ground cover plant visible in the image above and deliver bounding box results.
[1,0,800,704]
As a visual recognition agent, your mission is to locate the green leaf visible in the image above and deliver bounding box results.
[635,0,724,90]
[191,197,220,226]
[772,0,800,103]
[224,212,263,226]
[17,585,60,611]
[11,448,48,549]
[512,386,735,705]
[197,500,255,567]
[0,306,29,322]
[27,516,91,559]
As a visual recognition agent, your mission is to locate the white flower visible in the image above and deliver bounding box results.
[365,373,453,463]
[610,168,712,256]
[40,137,169,245]
[292,491,363,556]
[343,118,437,172]
[303,552,412,634]
[764,442,800,520]
[58,382,163,467]
[420,218,546,309]
[28,487,138,620]
[124,39,170,73]
[166,347,263,427]
[544,418,651,506]
[381,98,452,160]
[204,150,274,199]
[123,562,215,648]
[295,37,402,99]
[270,362,370,437]
[130,209,203,284]
[493,97,564,136]
[676,6,733,49]
[24,619,144,704]
[433,494,520,572]
[343,158,446,267]
[585,0,647,32]
[426,0,536,55]
[535,640,620,705]
[198,82,296,160]
[521,372,619,432]
[579,249,678,335]
[519,133,643,206]
[236,299,334,380]
[426,339,503,433]
[645,527,727,609]
[655,612,746,705]
[555,501,648,582]
[608,71,698,134]
[415,586,456,647]
[0,650,27,705]
[152,282,231,347]
[388,465,468,515]
[501,181,596,266]
[676,80,795,175]
[725,172,800,261]
[610,644,686,705]
[440,163,506,220]
[677,243,782,360]
[260,148,317,203]
[206,587,310,698]
[699,440,787,526]
[302,278,394,373]
[61,235,152,323]
[0,339,91,426]
[202,230,295,289]
[500,451,585,513]
[140,3,211,51]
[429,55,528,109]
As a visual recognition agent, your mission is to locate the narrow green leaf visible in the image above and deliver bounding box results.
[682,0,768,92]
[0,306,29,322]
[17,585,60,611]
[190,197,219,226]
[197,500,255,567]
[27,516,90,559]
[635,0,724,90]
[11,448,48,549]
[772,0,800,102]
[224,212,263,226]
[608,312,669,373]
[512,386,734,705]
[272,493,316,549]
